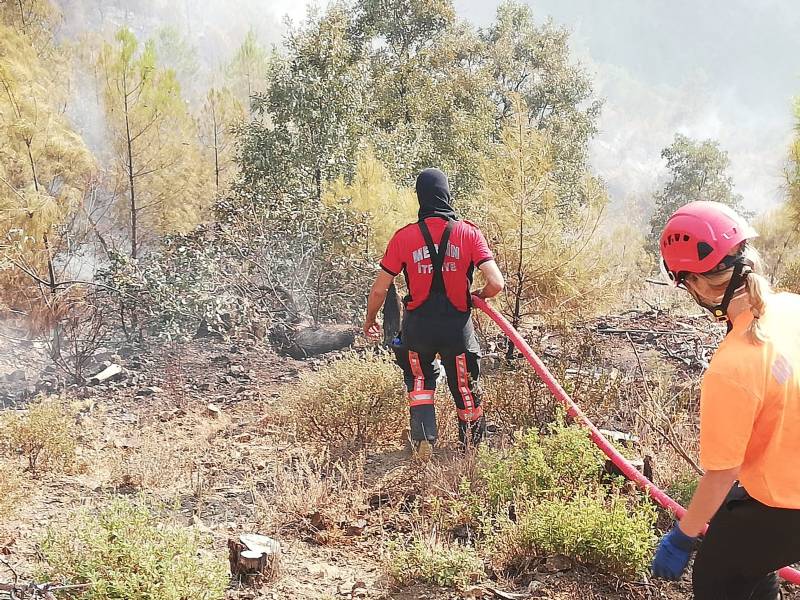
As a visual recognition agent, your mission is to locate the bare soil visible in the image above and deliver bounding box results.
[1,326,798,600]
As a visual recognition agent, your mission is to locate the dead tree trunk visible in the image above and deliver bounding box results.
[271,324,357,359]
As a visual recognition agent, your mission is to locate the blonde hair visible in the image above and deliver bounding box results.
[686,243,772,343]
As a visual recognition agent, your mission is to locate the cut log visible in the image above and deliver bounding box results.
[228,534,281,581]
[272,324,357,359]
[88,364,123,385]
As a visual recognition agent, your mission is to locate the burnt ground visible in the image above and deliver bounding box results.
[0,315,798,600]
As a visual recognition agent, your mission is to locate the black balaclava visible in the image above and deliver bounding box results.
[416,168,458,221]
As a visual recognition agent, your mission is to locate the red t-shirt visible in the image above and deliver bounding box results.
[380,217,494,312]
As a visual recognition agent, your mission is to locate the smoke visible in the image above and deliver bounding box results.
[53,0,310,101]
[456,0,800,215]
[587,59,794,214]
[51,0,799,216]
[50,0,318,269]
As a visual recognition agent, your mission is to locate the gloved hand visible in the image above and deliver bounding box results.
[651,524,697,580]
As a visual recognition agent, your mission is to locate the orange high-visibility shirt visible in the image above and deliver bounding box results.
[700,292,800,508]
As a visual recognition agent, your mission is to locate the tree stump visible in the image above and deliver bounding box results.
[228,534,281,581]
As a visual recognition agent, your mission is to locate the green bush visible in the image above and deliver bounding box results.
[478,429,553,509]
[2,396,76,474]
[477,417,604,509]
[540,417,605,489]
[39,499,228,600]
[289,351,406,449]
[667,472,700,507]
[493,492,657,579]
[386,534,484,589]
[426,416,655,580]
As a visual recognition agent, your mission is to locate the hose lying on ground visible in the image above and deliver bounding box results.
[471,295,800,585]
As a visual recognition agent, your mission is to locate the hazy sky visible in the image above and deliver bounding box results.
[454,0,800,212]
[59,0,800,212]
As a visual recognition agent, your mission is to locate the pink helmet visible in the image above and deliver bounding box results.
[660,201,758,285]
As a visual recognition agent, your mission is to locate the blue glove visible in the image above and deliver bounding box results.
[651,524,697,581]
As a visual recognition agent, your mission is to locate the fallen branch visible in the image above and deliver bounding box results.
[0,556,18,586]
[0,558,91,598]
[597,327,697,337]
[645,278,669,286]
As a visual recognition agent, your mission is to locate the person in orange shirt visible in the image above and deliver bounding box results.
[652,201,800,599]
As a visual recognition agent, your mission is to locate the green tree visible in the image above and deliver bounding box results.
[357,0,495,196]
[239,5,370,203]
[223,6,374,325]
[95,27,212,258]
[648,133,746,249]
[482,1,602,212]
[357,0,456,128]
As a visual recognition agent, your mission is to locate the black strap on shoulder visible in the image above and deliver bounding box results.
[418,218,455,294]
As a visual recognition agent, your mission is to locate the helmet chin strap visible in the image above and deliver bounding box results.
[707,259,753,323]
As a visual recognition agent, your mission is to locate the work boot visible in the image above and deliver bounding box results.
[458,414,486,452]
[409,404,437,461]
[412,438,435,462]
[409,405,437,442]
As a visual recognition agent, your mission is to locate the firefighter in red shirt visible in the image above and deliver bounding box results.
[364,168,505,459]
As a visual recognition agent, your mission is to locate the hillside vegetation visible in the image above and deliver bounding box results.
[1,1,800,599]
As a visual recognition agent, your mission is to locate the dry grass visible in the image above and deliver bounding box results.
[0,459,24,522]
[258,448,369,544]
[106,435,185,492]
[103,411,223,494]
[481,361,559,432]
[481,331,625,435]
[1,396,77,475]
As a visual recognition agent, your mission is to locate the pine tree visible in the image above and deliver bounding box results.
[94,27,212,258]
[323,146,417,257]
[787,100,800,220]
[0,22,94,317]
[198,87,244,196]
[467,98,608,329]
[226,29,269,110]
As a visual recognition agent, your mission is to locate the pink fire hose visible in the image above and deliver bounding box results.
[472,295,800,584]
